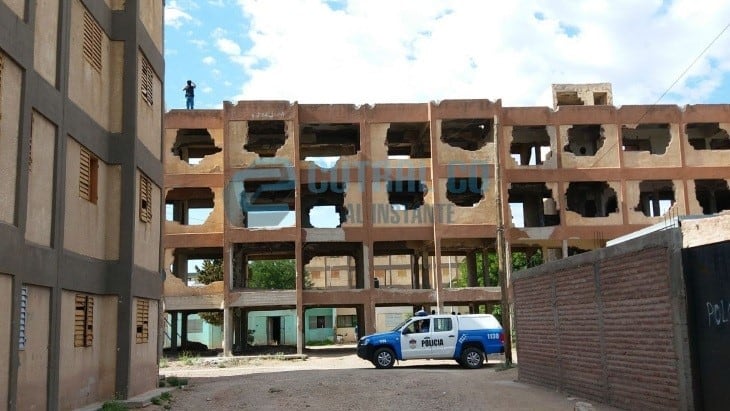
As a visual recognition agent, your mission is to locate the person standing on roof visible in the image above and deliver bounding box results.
[183,80,196,109]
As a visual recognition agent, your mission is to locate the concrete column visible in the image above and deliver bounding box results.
[363,303,377,335]
[174,251,188,283]
[562,240,569,258]
[523,197,541,227]
[466,251,478,287]
[296,304,304,354]
[421,249,430,289]
[482,248,490,286]
[652,191,661,217]
[233,309,242,352]
[170,312,178,350]
[223,308,233,356]
[411,253,420,289]
[181,313,189,347]
[241,309,249,351]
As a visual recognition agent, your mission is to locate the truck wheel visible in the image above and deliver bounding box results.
[460,347,484,369]
[373,347,395,369]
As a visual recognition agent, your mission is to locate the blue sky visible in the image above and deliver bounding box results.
[164,0,730,110]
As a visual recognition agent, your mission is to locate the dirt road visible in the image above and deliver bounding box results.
[156,348,617,411]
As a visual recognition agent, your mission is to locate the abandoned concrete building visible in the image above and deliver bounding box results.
[0,1,164,409]
[163,82,730,355]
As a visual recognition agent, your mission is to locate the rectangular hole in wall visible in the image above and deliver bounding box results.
[695,179,730,215]
[246,120,287,157]
[300,123,360,161]
[508,183,560,227]
[565,125,604,156]
[634,180,675,217]
[510,126,552,165]
[686,123,730,150]
[621,124,670,154]
[386,122,431,159]
[566,182,618,218]
[172,129,222,164]
[441,119,493,151]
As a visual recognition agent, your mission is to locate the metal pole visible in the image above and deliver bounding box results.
[494,115,513,365]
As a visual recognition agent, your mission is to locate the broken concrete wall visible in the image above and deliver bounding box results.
[621,123,681,168]
[626,179,685,225]
[228,120,296,168]
[164,128,224,174]
[552,83,613,108]
[504,125,558,169]
[683,122,730,167]
[438,177,495,225]
[686,178,730,215]
[560,124,619,168]
[371,180,434,227]
[564,181,623,226]
[164,187,224,234]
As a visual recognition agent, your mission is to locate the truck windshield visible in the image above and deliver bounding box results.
[390,318,412,332]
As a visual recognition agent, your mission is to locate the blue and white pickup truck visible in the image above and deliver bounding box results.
[357,313,504,369]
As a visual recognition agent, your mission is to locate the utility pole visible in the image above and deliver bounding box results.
[494,115,512,365]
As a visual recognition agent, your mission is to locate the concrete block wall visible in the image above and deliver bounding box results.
[512,229,693,410]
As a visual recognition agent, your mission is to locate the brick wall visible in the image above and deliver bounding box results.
[513,230,692,410]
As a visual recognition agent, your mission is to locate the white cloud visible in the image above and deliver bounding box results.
[209,0,226,6]
[189,39,208,49]
[230,0,730,106]
[202,86,214,93]
[202,56,216,65]
[216,38,242,56]
[165,1,194,29]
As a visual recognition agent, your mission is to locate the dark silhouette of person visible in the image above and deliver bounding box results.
[183,80,196,109]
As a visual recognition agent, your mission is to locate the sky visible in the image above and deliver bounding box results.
[164,0,730,110]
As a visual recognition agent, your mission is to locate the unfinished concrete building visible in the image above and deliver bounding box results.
[0,1,164,409]
[163,83,730,355]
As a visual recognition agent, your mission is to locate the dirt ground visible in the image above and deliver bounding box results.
[153,347,618,411]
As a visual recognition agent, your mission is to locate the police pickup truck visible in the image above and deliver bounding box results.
[357,313,504,369]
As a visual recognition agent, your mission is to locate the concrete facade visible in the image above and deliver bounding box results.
[0,1,164,409]
[163,84,730,355]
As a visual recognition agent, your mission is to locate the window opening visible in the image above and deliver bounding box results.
[686,123,730,150]
[446,177,483,207]
[387,180,427,210]
[79,147,99,203]
[386,122,431,158]
[172,129,222,164]
[300,123,360,160]
[510,126,551,165]
[508,183,560,226]
[139,174,153,223]
[621,124,670,154]
[441,119,493,151]
[19,286,27,350]
[566,182,618,217]
[136,299,149,343]
[82,10,103,72]
[634,180,675,217]
[246,120,287,157]
[695,179,730,215]
[140,54,154,106]
[74,294,94,347]
[565,125,604,156]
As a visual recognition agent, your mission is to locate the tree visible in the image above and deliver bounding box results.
[452,250,543,321]
[249,259,313,289]
[194,259,223,326]
[193,259,312,325]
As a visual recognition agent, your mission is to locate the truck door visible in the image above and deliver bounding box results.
[400,319,431,359]
[430,317,457,358]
